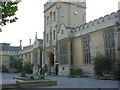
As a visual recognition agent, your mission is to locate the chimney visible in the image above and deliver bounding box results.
[35,32,38,39]
[29,39,31,45]
[20,40,22,49]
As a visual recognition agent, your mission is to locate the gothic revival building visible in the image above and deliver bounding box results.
[20,32,43,74]
[1,1,120,75]
[43,0,120,75]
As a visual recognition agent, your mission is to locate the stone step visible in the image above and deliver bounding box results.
[2,84,19,89]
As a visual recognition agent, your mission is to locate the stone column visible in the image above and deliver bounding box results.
[0,52,2,70]
[54,48,56,64]
[38,49,40,65]
[53,48,56,74]
[31,52,33,64]
[68,39,71,65]
[42,50,44,67]
[23,54,25,66]
[46,52,48,65]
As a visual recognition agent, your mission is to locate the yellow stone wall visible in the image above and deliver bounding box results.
[72,37,83,66]
[58,65,70,75]
[90,30,105,57]
[72,30,105,66]
[61,3,86,27]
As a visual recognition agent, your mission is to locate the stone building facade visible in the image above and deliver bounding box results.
[1,1,120,75]
[0,33,43,74]
[43,0,120,75]
[20,33,43,74]
[20,35,43,74]
[0,43,21,71]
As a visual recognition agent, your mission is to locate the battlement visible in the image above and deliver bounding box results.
[0,51,18,55]
[44,0,86,12]
[73,10,119,37]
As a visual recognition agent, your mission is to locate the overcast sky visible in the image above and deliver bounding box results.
[0,0,119,46]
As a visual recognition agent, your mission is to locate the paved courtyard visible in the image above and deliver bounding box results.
[1,73,119,89]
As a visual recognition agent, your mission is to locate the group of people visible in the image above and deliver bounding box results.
[38,64,48,75]
[38,68,43,75]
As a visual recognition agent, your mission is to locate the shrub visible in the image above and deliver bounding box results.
[38,75,45,80]
[70,67,83,76]
[20,71,26,77]
[23,62,33,73]
[92,53,115,77]
[9,57,23,72]
[2,65,8,73]
[29,76,35,80]
[111,60,120,80]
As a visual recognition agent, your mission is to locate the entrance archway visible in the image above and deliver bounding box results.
[48,52,54,66]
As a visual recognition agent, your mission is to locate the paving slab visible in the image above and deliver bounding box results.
[1,73,119,89]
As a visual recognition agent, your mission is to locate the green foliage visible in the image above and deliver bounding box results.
[20,71,26,77]
[10,56,23,72]
[42,65,48,75]
[16,59,23,72]
[21,75,46,81]
[92,53,115,77]
[111,60,120,80]
[38,75,45,80]
[29,76,35,80]
[0,2,19,26]
[2,65,8,73]
[23,62,33,73]
[70,67,83,76]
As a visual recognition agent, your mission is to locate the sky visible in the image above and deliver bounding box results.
[0,0,120,46]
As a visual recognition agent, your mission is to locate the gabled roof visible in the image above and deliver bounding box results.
[0,43,21,52]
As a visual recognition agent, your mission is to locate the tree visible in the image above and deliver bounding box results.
[0,1,19,26]
[23,62,33,73]
[111,60,120,80]
[92,53,115,77]
[9,56,23,72]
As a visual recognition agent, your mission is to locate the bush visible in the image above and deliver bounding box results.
[92,53,115,77]
[2,65,8,73]
[29,76,35,80]
[70,67,83,76]
[20,71,26,77]
[111,60,120,80]
[23,62,33,73]
[38,75,45,80]
[9,57,23,72]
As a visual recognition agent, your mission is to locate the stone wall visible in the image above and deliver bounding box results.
[58,65,70,75]
[1,55,10,68]
[72,37,83,66]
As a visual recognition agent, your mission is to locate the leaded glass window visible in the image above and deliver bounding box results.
[105,32,115,58]
[83,39,91,64]
[59,43,68,65]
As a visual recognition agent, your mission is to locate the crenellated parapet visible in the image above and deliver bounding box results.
[0,51,18,55]
[72,10,119,37]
